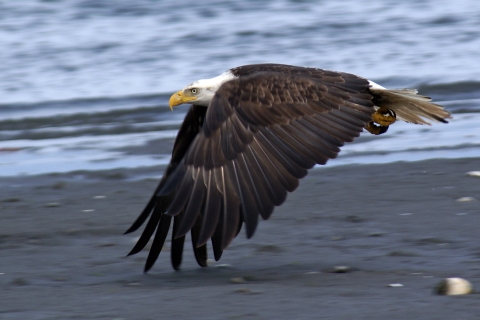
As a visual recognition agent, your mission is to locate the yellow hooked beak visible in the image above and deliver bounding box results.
[169,90,197,110]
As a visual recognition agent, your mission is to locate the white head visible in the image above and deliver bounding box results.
[169,71,235,109]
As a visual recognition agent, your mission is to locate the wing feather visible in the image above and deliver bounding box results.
[210,201,226,261]
[227,159,259,238]
[174,167,206,238]
[237,153,274,216]
[324,111,366,134]
[218,166,242,249]
[190,215,208,267]
[171,215,186,270]
[256,128,311,177]
[250,136,301,192]
[311,113,361,142]
[270,125,325,164]
[291,118,341,157]
[243,145,286,207]
[197,170,222,246]
[144,214,172,272]
[126,105,207,272]
[285,120,332,164]
[165,166,194,216]
[126,197,168,256]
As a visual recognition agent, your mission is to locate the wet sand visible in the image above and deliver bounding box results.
[1,158,480,319]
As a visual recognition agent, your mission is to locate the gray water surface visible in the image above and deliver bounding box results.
[1,0,479,176]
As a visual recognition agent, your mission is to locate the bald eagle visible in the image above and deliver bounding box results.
[125,64,451,272]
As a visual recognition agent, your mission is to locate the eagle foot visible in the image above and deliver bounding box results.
[372,107,396,126]
[365,121,389,135]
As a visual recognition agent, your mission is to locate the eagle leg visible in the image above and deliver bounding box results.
[364,107,396,135]
[364,121,389,135]
[373,107,396,126]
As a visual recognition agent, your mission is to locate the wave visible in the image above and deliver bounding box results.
[418,81,480,100]
[0,92,172,120]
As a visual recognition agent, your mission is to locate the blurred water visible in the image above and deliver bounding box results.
[0,0,479,176]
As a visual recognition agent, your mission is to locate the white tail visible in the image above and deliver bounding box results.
[369,87,452,125]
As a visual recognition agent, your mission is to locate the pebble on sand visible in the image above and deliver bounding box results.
[230,277,247,284]
[325,266,353,273]
[333,266,351,273]
[213,264,232,268]
[456,197,476,202]
[45,202,60,207]
[436,277,473,295]
[466,171,480,178]
[234,288,262,294]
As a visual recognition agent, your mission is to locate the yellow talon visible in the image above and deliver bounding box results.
[372,107,396,126]
[365,121,389,135]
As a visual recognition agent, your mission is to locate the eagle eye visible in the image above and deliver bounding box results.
[190,88,198,94]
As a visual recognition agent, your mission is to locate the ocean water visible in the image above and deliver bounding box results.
[1,0,479,177]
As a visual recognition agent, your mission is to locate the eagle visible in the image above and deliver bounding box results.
[125,64,451,272]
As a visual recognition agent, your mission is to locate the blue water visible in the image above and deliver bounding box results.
[1,0,480,176]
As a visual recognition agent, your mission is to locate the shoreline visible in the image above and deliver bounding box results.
[1,157,480,319]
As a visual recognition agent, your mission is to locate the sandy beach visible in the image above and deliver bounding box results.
[1,157,480,319]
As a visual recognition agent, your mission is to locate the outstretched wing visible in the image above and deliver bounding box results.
[127,69,375,271]
[124,105,208,271]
